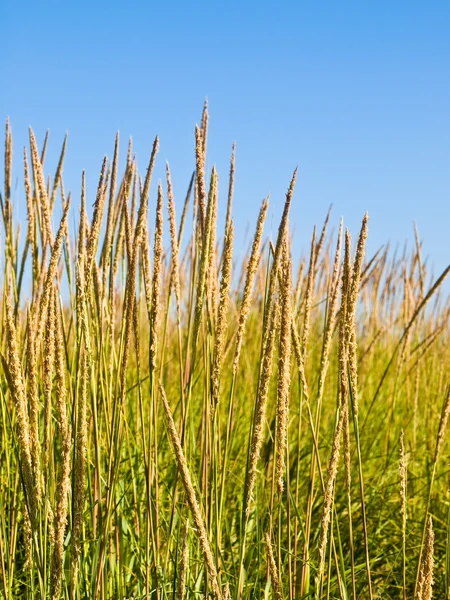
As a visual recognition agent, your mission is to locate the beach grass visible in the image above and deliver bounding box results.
[1,111,449,599]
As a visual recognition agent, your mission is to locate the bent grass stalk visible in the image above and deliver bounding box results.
[160,383,222,600]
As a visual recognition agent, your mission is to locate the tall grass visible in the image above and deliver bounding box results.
[1,111,450,599]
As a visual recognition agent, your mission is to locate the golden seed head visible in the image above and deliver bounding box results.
[233,197,269,376]
[211,221,234,410]
[245,297,280,516]
[417,516,434,600]
[166,162,182,324]
[399,430,407,526]
[150,181,164,372]
[266,534,283,600]
[275,235,292,495]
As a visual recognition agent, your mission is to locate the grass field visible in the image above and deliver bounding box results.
[1,109,449,599]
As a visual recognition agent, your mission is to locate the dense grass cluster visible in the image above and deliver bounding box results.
[1,108,450,599]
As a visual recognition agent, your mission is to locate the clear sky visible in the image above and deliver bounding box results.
[2,1,449,278]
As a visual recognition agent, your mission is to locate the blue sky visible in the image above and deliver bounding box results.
[2,1,449,278]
